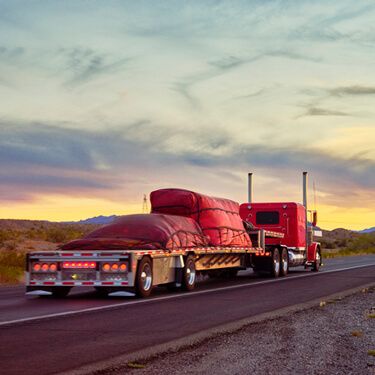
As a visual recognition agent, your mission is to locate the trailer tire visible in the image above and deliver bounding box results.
[136,257,153,298]
[51,287,71,298]
[182,255,196,291]
[270,248,280,278]
[279,248,288,277]
[312,249,321,272]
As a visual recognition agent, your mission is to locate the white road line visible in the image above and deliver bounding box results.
[0,263,374,327]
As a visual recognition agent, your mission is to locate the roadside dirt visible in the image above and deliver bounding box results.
[115,288,375,375]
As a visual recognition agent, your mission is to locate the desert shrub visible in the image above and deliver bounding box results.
[346,232,375,252]
[0,229,21,245]
[0,251,26,284]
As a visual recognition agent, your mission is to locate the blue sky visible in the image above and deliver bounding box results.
[0,1,374,229]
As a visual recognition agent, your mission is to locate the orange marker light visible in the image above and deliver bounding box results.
[41,263,49,272]
[102,263,110,272]
[111,263,119,271]
[49,263,57,272]
[119,263,127,271]
[33,263,41,272]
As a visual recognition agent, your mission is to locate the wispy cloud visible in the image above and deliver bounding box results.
[1,120,374,209]
[328,85,375,97]
[301,106,350,117]
[61,47,132,87]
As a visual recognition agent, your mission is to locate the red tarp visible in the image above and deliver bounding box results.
[150,189,252,247]
[60,214,208,251]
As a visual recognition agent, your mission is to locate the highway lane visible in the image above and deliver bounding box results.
[0,255,374,325]
[0,256,373,375]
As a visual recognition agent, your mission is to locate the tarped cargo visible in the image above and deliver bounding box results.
[150,189,251,247]
[60,214,208,251]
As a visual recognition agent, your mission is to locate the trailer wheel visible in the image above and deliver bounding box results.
[136,257,153,298]
[270,248,280,278]
[279,248,288,277]
[51,287,71,298]
[182,255,196,291]
[312,250,321,272]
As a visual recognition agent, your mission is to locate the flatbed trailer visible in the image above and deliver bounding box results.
[25,172,321,298]
[26,230,285,297]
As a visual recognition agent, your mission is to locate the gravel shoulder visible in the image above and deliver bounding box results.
[108,287,375,375]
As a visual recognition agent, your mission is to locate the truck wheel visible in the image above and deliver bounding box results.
[312,250,321,272]
[270,248,280,278]
[136,257,153,298]
[182,255,196,291]
[279,248,288,277]
[51,287,71,298]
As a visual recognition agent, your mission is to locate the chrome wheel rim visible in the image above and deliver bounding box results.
[316,252,320,265]
[274,254,280,274]
[282,253,288,272]
[141,264,152,291]
[186,262,196,285]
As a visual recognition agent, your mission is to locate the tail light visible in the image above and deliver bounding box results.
[33,263,41,272]
[41,263,49,272]
[32,262,58,272]
[102,263,111,272]
[102,262,128,272]
[62,261,96,269]
[111,263,119,271]
[119,263,127,271]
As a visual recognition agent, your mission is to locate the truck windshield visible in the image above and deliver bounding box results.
[256,211,279,225]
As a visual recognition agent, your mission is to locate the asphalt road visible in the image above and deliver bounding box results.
[0,255,374,375]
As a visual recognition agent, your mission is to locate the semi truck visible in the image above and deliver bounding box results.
[25,172,322,298]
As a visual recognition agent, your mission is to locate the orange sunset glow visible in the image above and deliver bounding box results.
[0,2,374,231]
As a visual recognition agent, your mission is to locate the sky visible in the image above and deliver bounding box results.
[0,0,374,230]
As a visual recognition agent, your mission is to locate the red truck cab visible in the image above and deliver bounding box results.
[239,202,306,249]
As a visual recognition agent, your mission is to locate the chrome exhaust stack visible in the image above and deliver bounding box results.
[248,172,253,203]
[303,172,309,251]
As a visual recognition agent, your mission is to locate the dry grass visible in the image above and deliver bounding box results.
[0,251,26,284]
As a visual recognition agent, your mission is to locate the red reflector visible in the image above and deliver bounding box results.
[62,253,74,256]
[62,281,74,285]
[43,281,55,285]
[30,281,36,285]
[121,282,128,285]
[102,282,114,285]
[81,253,93,256]
[62,261,96,269]
[82,281,94,285]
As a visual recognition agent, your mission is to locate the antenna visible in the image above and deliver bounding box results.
[142,194,149,213]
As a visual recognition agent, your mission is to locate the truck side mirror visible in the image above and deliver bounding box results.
[312,211,317,227]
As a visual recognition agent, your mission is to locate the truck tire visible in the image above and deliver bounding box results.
[279,248,288,277]
[51,287,71,298]
[270,248,280,278]
[182,255,196,291]
[312,250,321,272]
[136,257,153,298]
